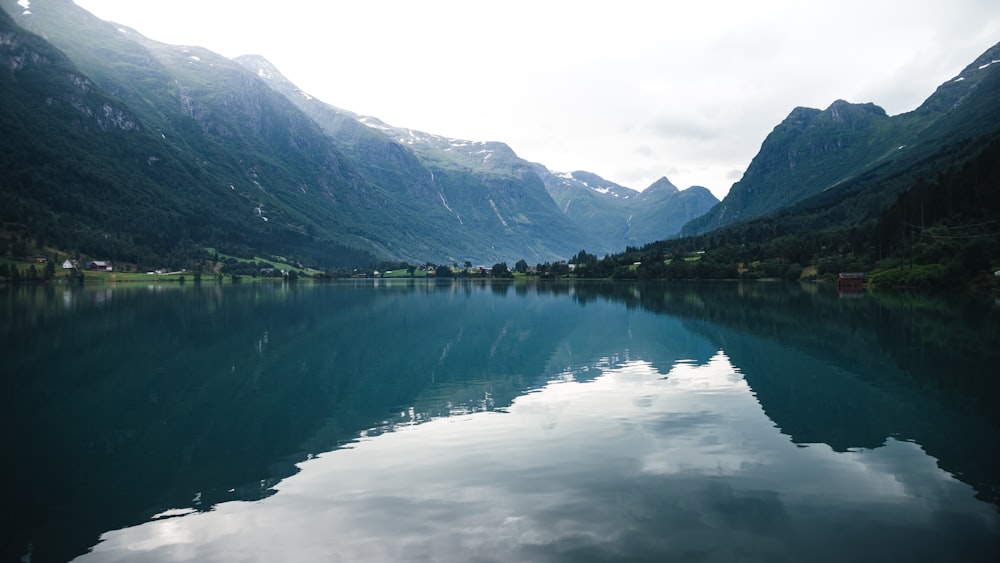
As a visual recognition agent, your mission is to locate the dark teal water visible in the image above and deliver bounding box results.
[2,281,998,562]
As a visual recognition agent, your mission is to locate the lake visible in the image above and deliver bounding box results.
[2,280,998,562]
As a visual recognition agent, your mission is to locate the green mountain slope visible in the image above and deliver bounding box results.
[240,54,719,261]
[683,41,1000,237]
[1,1,597,267]
[1,6,367,266]
[682,100,911,235]
[1,0,719,267]
[236,55,605,264]
[558,43,1000,286]
[1,1,387,266]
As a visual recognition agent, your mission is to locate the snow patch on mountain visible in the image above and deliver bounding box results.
[439,192,463,225]
[357,117,393,132]
[489,199,510,231]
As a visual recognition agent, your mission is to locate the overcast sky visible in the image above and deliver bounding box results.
[72,1,1000,199]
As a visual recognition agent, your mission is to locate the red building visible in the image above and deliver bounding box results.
[837,272,865,287]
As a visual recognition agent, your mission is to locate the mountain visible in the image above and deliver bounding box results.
[630,180,717,245]
[538,170,718,252]
[6,0,596,266]
[239,55,716,257]
[1,0,724,269]
[682,42,1000,237]
[234,55,600,263]
[682,100,905,235]
[2,0,710,267]
[0,0,391,266]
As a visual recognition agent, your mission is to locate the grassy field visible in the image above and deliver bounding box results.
[78,270,190,283]
[381,268,430,278]
[204,248,323,276]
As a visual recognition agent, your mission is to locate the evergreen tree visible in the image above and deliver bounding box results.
[491,262,512,278]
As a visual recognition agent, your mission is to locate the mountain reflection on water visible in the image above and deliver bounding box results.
[1,281,998,562]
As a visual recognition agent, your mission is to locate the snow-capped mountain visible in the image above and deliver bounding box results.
[539,168,717,251]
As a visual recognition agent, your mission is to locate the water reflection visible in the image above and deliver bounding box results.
[77,356,999,562]
[1,281,998,562]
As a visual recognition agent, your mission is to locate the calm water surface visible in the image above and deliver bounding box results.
[2,281,998,562]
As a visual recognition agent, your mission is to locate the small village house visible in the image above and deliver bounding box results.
[837,272,865,288]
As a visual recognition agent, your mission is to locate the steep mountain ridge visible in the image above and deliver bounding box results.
[1,0,717,267]
[682,100,904,235]
[238,54,716,256]
[540,170,718,251]
[683,42,1000,237]
[1,0,402,264]
[1,5,377,266]
[236,54,601,262]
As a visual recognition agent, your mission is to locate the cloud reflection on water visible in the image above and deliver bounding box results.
[78,353,999,562]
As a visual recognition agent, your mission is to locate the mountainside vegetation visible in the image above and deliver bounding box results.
[566,131,1000,289]
[235,55,602,263]
[0,1,379,270]
[1,0,997,289]
[598,41,1000,289]
[2,0,693,272]
[683,41,1000,238]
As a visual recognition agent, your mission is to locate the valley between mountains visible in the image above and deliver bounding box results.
[1,0,999,288]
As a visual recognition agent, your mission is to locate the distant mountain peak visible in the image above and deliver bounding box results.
[786,106,822,122]
[823,100,888,125]
[645,176,679,194]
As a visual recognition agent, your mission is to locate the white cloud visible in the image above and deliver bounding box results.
[73,1,1000,199]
